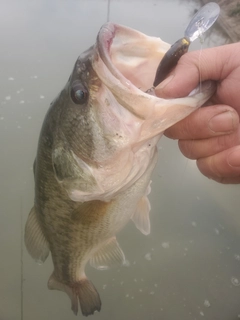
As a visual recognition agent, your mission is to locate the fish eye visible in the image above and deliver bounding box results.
[70,81,88,105]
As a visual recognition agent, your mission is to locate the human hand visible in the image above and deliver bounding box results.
[156,43,240,183]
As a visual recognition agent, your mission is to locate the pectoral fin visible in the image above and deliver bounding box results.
[90,237,126,270]
[131,196,151,235]
[24,207,49,263]
[131,182,152,235]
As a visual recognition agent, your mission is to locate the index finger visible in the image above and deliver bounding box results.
[155,43,240,110]
[164,104,239,140]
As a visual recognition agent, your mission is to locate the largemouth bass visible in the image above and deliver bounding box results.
[25,22,214,316]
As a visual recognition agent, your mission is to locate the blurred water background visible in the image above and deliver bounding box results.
[1,1,240,319]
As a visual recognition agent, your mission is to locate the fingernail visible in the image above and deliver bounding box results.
[157,74,175,89]
[208,111,237,133]
[227,147,240,168]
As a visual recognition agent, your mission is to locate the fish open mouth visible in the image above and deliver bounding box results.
[92,22,215,129]
[95,22,170,93]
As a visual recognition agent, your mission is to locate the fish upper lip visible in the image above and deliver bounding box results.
[97,22,115,57]
[96,22,126,85]
[94,22,158,119]
[96,22,174,93]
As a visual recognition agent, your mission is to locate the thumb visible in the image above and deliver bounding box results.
[155,43,239,99]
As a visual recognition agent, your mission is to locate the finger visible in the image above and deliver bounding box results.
[178,127,240,159]
[196,145,240,184]
[164,105,239,140]
[212,176,240,184]
[155,43,240,100]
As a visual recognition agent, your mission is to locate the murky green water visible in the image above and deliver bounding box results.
[1,1,239,319]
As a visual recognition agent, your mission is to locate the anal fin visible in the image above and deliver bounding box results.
[48,273,101,316]
[24,206,49,263]
[131,182,151,235]
[90,237,125,270]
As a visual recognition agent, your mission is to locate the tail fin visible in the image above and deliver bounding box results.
[77,278,101,316]
[48,273,101,316]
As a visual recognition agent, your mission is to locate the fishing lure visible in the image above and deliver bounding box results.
[153,2,220,87]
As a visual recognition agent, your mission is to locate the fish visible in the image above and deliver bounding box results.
[24,22,214,316]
